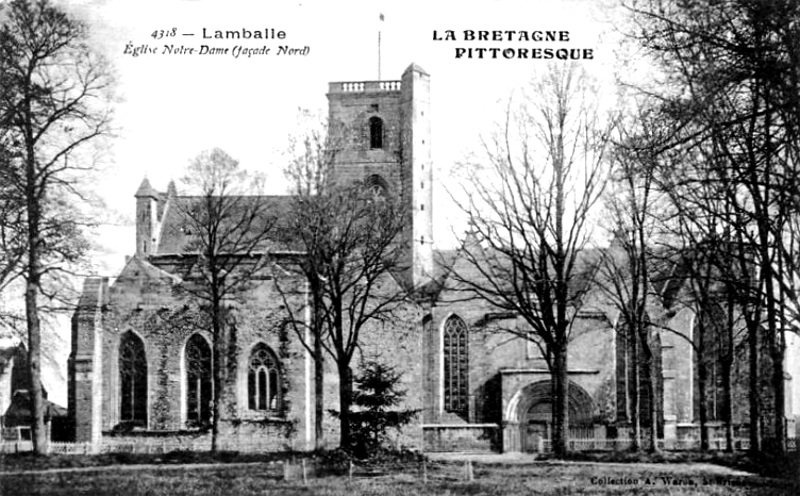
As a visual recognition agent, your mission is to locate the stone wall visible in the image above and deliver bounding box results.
[315,277,425,451]
[423,424,499,452]
[70,255,312,449]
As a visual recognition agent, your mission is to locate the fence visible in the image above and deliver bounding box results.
[534,436,797,453]
[338,459,477,483]
[1,436,797,456]
[1,439,285,455]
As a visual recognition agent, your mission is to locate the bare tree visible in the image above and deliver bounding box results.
[278,119,410,450]
[596,107,666,452]
[627,0,800,452]
[175,148,278,452]
[276,116,331,449]
[656,140,745,452]
[0,0,113,454]
[0,145,26,325]
[451,63,614,457]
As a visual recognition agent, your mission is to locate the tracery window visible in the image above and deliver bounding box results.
[369,116,383,149]
[186,334,213,427]
[248,343,281,412]
[443,315,469,417]
[693,312,727,422]
[119,331,147,426]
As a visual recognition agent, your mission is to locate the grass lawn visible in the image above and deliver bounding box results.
[1,459,797,496]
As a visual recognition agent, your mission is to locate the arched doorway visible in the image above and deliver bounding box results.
[508,380,596,452]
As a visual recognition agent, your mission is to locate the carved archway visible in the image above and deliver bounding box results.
[505,379,596,451]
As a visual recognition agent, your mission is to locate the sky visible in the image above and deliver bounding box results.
[64,0,625,275]
[8,0,627,405]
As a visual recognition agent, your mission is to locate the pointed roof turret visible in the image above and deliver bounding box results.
[135,177,158,198]
[166,180,177,198]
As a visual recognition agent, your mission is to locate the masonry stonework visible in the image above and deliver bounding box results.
[69,63,798,453]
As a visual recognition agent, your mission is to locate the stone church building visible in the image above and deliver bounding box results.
[69,63,798,452]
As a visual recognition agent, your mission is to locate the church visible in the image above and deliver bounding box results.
[69,63,798,452]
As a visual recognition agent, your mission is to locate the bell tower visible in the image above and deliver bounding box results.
[326,63,434,287]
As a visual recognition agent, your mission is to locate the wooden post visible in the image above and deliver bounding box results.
[349,460,353,481]
[282,461,288,481]
[302,459,307,485]
[468,460,474,481]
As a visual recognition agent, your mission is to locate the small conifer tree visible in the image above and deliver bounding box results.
[330,359,418,458]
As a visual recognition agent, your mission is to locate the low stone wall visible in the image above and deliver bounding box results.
[102,418,297,452]
[422,424,499,452]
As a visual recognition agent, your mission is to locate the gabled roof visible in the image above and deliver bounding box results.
[435,238,605,305]
[0,344,21,376]
[3,390,66,425]
[116,256,182,284]
[155,195,297,255]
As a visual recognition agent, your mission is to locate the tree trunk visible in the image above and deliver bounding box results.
[722,356,733,452]
[761,264,785,452]
[26,279,47,455]
[630,327,641,452]
[552,343,569,457]
[211,302,223,453]
[770,321,786,453]
[772,275,789,454]
[698,357,709,451]
[25,153,47,456]
[723,289,735,453]
[748,320,761,452]
[337,361,353,450]
[314,327,324,450]
[645,348,658,453]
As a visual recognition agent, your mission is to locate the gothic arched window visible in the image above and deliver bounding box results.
[248,344,281,412]
[443,315,469,418]
[369,116,383,149]
[119,331,147,427]
[693,311,726,422]
[186,334,213,427]
[616,318,663,435]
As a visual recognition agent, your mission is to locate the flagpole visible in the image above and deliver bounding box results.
[378,13,384,80]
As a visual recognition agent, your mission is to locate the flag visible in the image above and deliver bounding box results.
[380,13,384,21]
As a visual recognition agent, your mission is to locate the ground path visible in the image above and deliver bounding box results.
[0,453,757,478]
[426,452,757,477]
[0,461,272,477]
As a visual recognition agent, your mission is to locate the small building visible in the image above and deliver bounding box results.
[1,341,69,441]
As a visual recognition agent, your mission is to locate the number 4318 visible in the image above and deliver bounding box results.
[152,28,177,39]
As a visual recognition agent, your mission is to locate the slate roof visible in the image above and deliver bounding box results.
[116,256,182,283]
[155,195,297,255]
[436,239,605,302]
[0,345,19,376]
[134,178,159,198]
[3,390,66,426]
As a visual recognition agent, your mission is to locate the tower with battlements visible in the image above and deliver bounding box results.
[326,63,434,288]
